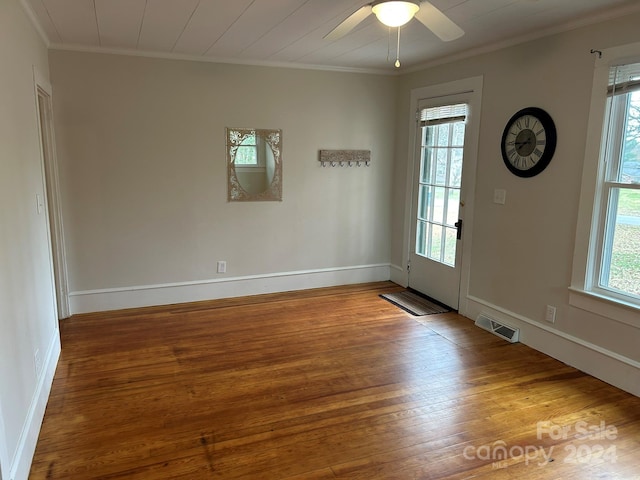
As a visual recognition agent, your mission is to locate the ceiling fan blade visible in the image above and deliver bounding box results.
[324,5,373,41]
[415,1,464,42]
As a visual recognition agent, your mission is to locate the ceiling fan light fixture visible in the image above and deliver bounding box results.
[372,1,420,28]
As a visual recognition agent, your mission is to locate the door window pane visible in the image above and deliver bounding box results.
[437,124,450,147]
[420,147,434,183]
[452,122,465,146]
[417,185,431,220]
[430,224,443,259]
[435,148,448,185]
[415,112,467,267]
[450,148,463,187]
[446,189,460,226]
[443,227,457,267]
[416,220,427,256]
[432,186,445,224]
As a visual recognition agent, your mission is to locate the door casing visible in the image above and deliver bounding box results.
[401,76,483,317]
[34,67,70,320]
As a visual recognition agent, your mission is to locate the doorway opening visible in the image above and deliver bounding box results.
[34,70,70,319]
[404,77,483,315]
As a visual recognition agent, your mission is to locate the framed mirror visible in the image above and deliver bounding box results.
[226,127,282,201]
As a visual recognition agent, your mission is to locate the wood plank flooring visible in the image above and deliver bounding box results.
[30,282,640,479]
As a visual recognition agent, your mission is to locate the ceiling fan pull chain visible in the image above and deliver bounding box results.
[395,26,401,68]
[387,26,392,62]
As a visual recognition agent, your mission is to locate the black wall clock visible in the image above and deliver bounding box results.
[501,107,557,178]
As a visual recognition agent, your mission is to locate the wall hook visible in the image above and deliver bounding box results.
[318,149,371,168]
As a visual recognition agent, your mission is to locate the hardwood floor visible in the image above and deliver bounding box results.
[30,282,640,479]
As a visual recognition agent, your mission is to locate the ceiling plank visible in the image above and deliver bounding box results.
[95,0,146,50]
[293,22,385,64]
[137,0,201,52]
[41,0,99,45]
[240,0,364,59]
[204,0,310,58]
[25,0,62,43]
[172,0,254,55]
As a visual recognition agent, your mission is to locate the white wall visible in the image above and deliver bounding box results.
[0,0,61,478]
[49,52,396,312]
[392,13,640,395]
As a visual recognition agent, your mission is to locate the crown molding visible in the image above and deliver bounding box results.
[404,2,640,74]
[47,43,398,76]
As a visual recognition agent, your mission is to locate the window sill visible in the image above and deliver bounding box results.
[569,287,640,329]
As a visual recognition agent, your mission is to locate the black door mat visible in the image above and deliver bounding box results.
[380,290,451,316]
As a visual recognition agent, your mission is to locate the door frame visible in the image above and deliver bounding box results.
[401,76,483,317]
[33,67,70,319]
[0,396,6,480]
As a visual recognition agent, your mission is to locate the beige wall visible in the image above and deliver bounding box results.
[0,0,58,477]
[49,52,396,295]
[393,14,640,369]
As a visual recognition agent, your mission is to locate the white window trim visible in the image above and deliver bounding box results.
[570,41,640,328]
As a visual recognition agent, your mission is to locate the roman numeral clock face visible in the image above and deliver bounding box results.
[501,107,557,178]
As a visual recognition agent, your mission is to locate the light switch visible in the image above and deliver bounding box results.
[493,189,506,205]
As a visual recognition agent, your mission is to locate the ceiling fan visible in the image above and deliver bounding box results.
[325,1,464,67]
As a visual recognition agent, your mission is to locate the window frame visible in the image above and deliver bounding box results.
[570,42,640,327]
[593,86,640,303]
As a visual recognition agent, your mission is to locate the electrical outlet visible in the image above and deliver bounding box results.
[545,305,556,324]
[34,349,42,377]
[217,261,227,274]
[493,189,506,205]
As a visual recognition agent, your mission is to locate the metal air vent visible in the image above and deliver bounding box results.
[475,314,520,343]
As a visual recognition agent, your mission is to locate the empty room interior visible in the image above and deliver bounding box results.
[2,0,640,478]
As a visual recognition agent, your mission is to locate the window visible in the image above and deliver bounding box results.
[234,133,258,165]
[415,103,467,267]
[589,63,640,306]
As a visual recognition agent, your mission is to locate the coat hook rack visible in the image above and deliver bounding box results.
[319,149,371,167]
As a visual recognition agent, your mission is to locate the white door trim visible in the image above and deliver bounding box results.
[33,67,70,319]
[0,397,7,480]
[402,76,483,317]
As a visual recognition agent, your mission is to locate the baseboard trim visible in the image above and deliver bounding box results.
[466,295,640,397]
[68,264,392,314]
[389,263,407,287]
[10,329,60,480]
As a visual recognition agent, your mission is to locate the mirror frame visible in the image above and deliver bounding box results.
[226,127,282,202]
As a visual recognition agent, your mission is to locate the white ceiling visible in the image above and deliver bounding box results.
[22,0,640,72]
